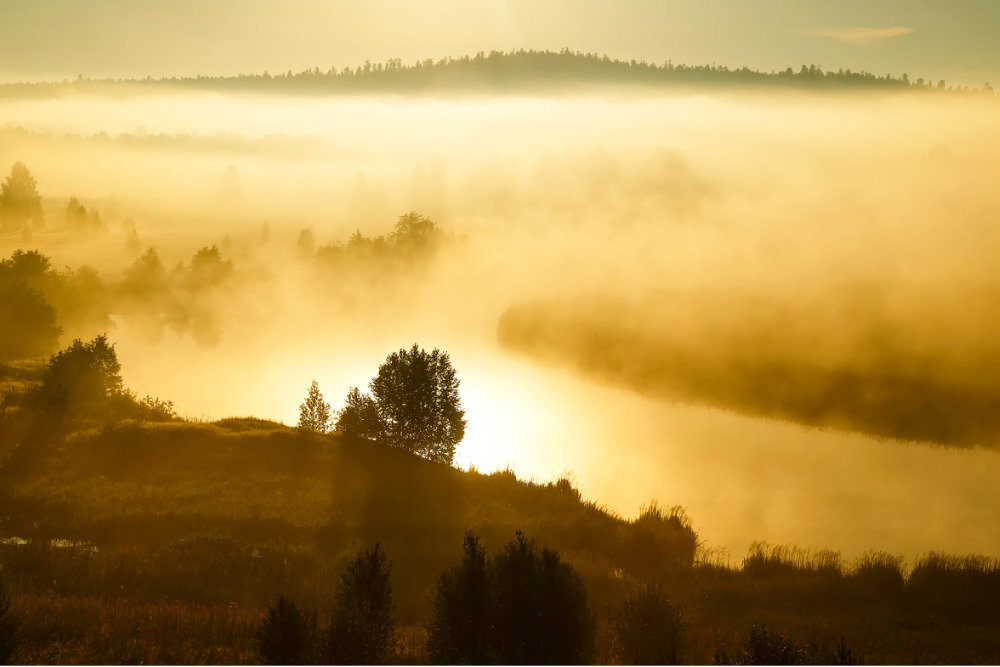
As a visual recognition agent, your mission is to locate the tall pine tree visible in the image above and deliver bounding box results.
[298,380,331,433]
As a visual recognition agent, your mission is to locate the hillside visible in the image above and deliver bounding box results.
[2,359,1000,663]
[1,50,991,99]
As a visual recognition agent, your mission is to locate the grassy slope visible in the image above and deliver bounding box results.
[2,363,1000,662]
[1,420,1000,663]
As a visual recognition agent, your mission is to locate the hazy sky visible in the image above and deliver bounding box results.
[0,0,997,85]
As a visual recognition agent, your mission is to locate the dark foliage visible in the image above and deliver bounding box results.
[255,595,316,665]
[369,344,466,464]
[0,249,110,350]
[0,162,42,231]
[7,50,990,98]
[908,553,1000,623]
[327,544,396,665]
[335,387,383,442]
[851,551,905,597]
[716,624,808,665]
[427,531,493,664]
[623,503,698,576]
[315,212,444,273]
[0,251,61,361]
[609,581,683,665]
[0,282,59,362]
[37,334,125,418]
[298,380,331,433]
[430,530,594,665]
[0,579,17,665]
[186,245,232,288]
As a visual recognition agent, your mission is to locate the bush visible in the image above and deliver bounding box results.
[716,624,807,665]
[326,544,396,664]
[37,334,125,418]
[255,595,316,665]
[136,396,179,422]
[908,553,1000,622]
[851,551,905,596]
[623,503,698,575]
[0,579,18,664]
[609,581,683,664]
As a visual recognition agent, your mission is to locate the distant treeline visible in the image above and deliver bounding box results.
[1,49,994,97]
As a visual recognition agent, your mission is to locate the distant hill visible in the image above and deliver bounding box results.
[1,49,993,98]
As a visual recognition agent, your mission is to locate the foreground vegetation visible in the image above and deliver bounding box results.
[2,355,1000,663]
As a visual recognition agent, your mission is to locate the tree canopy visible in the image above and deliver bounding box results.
[0,162,43,231]
[337,344,466,464]
[298,380,331,433]
[428,531,595,664]
[326,544,395,664]
[38,334,125,418]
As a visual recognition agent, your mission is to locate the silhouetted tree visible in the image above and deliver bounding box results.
[298,380,332,433]
[390,211,439,251]
[429,531,593,664]
[187,245,232,286]
[0,252,60,360]
[255,595,316,665]
[428,532,494,664]
[0,282,60,361]
[38,334,125,418]
[327,544,396,664]
[335,387,382,442]
[297,228,316,257]
[0,162,43,231]
[491,531,594,664]
[609,582,682,664]
[0,249,50,285]
[0,579,17,664]
[88,209,105,234]
[370,344,465,463]
[123,248,168,294]
[64,197,81,226]
[125,226,142,254]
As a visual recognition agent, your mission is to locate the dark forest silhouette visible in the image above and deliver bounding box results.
[1,50,994,98]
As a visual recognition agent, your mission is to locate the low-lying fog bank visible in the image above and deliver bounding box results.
[2,87,999,559]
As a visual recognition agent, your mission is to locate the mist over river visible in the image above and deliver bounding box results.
[3,88,1000,561]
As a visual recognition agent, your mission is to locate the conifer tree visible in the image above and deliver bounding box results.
[298,380,332,433]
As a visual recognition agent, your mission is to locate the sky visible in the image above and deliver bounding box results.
[0,0,997,85]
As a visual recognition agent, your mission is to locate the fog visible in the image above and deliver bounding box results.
[2,88,1000,560]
